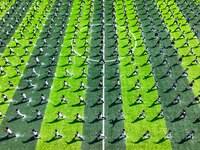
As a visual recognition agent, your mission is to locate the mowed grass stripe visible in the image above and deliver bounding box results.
[115,0,171,149]
[0,0,35,53]
[37,0,93,149]
[0,0,71,149]
[135,0,200,149]
[82,0,104,149]
[104,0,125,149]
[0,0,16,19]
[156,0,200,96]
[0,0,55,125]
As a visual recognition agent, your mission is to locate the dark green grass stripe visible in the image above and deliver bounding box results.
[82,0,103,149]
[0,0,35,53]
[0,0,73,149]
[135,0,200,149]
[174,0,200,40]
[104,0,125,149]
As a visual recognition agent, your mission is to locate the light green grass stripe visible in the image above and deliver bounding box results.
[115,0,171,149]
[0,0,16,19]
[36,1,92,149]
[0,0,55,125]
[156,0,200,96]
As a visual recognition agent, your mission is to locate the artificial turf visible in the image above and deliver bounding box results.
[0,0,35,53]
[115,0,171,149]
[0,0,15,19]
[0,0,200,150]
[37,0,92,149]
[156,0,200,96]
[0,0,70,149]
[0,0,55,125]
[82,0,103,149]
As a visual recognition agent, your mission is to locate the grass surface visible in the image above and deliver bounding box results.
[37,0,92,149]
[115,0,171,149]
[0,0,54,125]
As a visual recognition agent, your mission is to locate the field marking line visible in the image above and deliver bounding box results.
[72,26,137,63]
[102,0,105,149]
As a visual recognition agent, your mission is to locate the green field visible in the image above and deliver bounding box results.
[0,0,200,149]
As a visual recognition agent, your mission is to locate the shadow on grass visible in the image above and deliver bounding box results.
[109,137,124,144]
[90,118,101,124]
[27,117,42,123]
[109,101,122,108]
[88,138,102,145]
[129,102,143,107]
[23,136,36,143]
[45,136,61,143]
[135,137,148,144]
[74,88,85,93]
[7,116,23,122]
[171,117,183,123]
[132,117,144,123]
[150,116,163,122]
[47,118,65,124]
[110,118,123,127]
[0,135,15,142]
[66,138,81,144]
[127,87,138,92]
[71,102,85,107]
[156,137,167,144]
[68,119,85,124]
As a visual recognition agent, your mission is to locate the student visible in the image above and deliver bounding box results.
[0,66,6,75]
[171,79,178,90]
[152,96,162,105]
[135,94,143,103]
[98,80,103,88]
[95,130,105,140]
[157,110,164,117]
[35,109,43,119]
[74,131,84,141]
[68,56,74,64]
[114,79,120,88]
[2,94,8,103]
[117,110,125,120]
[151,81,158,90]
[134,79,141,88]
[98,111,106,120]
[31,68,37,76]
[20,93,28,102]
[15,109,24,118]
[62,80,71,89]
[178,109,187,119]
[80,81,86,89]
[184,130,194,140]
[60,95,68,103]
[131,66,138,76]
[43,80,49,88]
[142,130,151,139]
[65,68,73,76]
[40,94,47,104]
[191,55,199,64]
[75,113,84,122]
[165,130,172,139]
[138,110,146,119]
[81,68,87,77]
[54,130,63,138]
[32,129,41,139]
[8,80,14,88]
[5,127,16,137]
[119,129,126,139]
[79,95,86,105]
[4,57,12,66]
